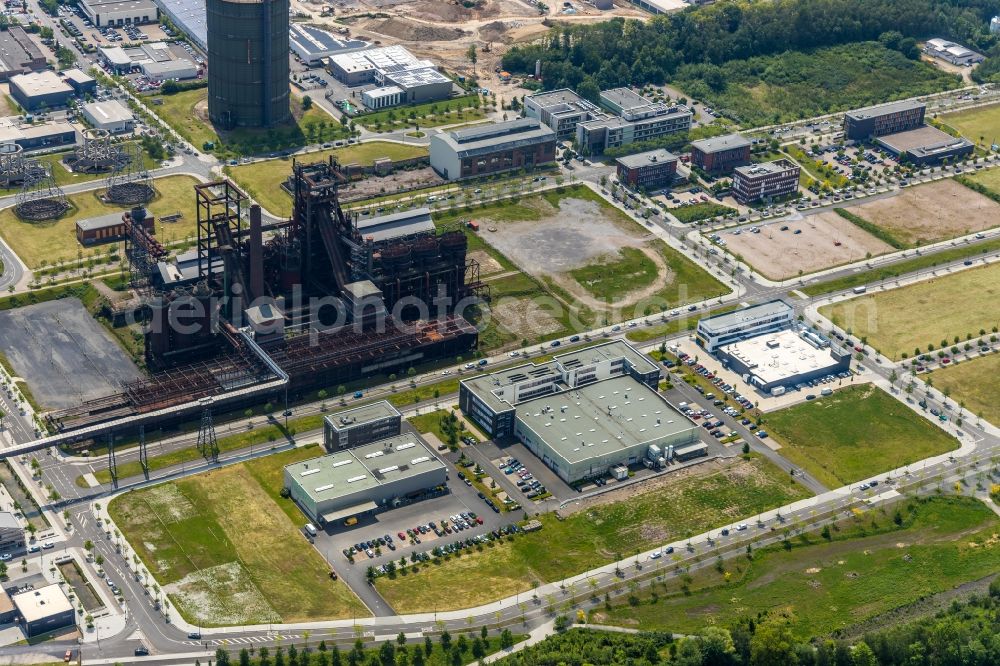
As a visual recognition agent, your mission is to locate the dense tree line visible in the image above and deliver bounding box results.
[502,0,1000,98]
[493,581,1000,665]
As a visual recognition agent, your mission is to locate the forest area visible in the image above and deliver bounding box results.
[502,0,1000,126]
[494,585,1000,665]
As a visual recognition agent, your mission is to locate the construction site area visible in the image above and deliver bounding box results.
[291,0,644,87]
[12,159,487,465]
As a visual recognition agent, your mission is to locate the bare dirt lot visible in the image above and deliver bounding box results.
[339,167,443,203]
[849,179,1000,246]
[722,211,895,280]
[492,297,563,337]
[296,0,644,85]
[482,196,672,310]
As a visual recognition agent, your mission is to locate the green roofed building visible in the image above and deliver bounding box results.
[459,340,700,483]
[284,433,447,526]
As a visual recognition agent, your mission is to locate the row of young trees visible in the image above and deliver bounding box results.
[501,0,1000,94]
[200,627,519,666]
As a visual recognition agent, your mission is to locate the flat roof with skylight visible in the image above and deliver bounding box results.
[285,433,444,507]
[720,329,845,385]
[516,374,693,465]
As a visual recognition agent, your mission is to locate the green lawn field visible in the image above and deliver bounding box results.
[960,165,1000,195]
[941,103,1000,149]
[147,88,349,157]
[224,142,429,217]
[599,496,1000,638]
[0,175,200,268]
[109,446,368,626]
[765,385,958,488]
[929,352,1000,428]
[375,454,810,613]
[355,95,486,131]
[819,261,1000,359]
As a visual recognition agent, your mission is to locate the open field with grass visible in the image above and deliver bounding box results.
[928,352,1000,428]
[147,88,349,157]
[90,412,326,485]
[109,446,368,625]
[819,261,1000,359]
[802,235,1000,296]
[941,103,1000,149]
[597,496,1000,638]
[959,166,1000,197]
[668,202,734,224]
[224,142,428,216]
[674,42,959,127]
[355,95,486,131]
[375,454,810,613]
[765,385,958,488]
[0,175,200,268]
[842,180,1000,247]
[456,185,725,320]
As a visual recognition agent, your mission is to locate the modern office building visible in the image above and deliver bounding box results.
[524,88,601,140]
[361,86,403,110]
[0,121,76,151]
[60,68,97,97]
[207,0,290,128]
[99,42,198,81]
[328,45,452,108]
[615,149,678,190]
[689,133,752,175]
[575,88,692,154]
[0,512,24,553]
[923,38,984,66]
[459,340,697,483]
[9,72,75,111]
[289,23,366,67]
[82,100,135,133]
[526,87,690,154]
[284,433,447,525]
[843,100,925,141]
[12,585,74,638]
[874,125,974,165]
[80,0,158,27]
[323,401,402,451]
[695,300,795,353]
[716,328,851,395]
[0,27,47,80]
[732,159,800,204]
[429,118,556,180]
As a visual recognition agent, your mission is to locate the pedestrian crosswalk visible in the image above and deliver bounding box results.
[184,634,303,647]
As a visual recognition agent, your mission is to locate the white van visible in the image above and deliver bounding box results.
[304,523,318,537]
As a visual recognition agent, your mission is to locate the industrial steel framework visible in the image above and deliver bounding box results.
[70,128,122,174]
[14,164,69,221]
[195,180,248,286]
[138,425,150,479]
[0,143,41,187]
[105,142,154,205]
[107,432,118,489]
[123,208,167,293]
[196,407,219,462]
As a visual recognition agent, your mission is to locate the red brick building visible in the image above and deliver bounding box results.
[615,149,678,190]
[689,133,752,175]
[429,118,557,180]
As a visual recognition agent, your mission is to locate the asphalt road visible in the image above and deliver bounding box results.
[0,17,998,658]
